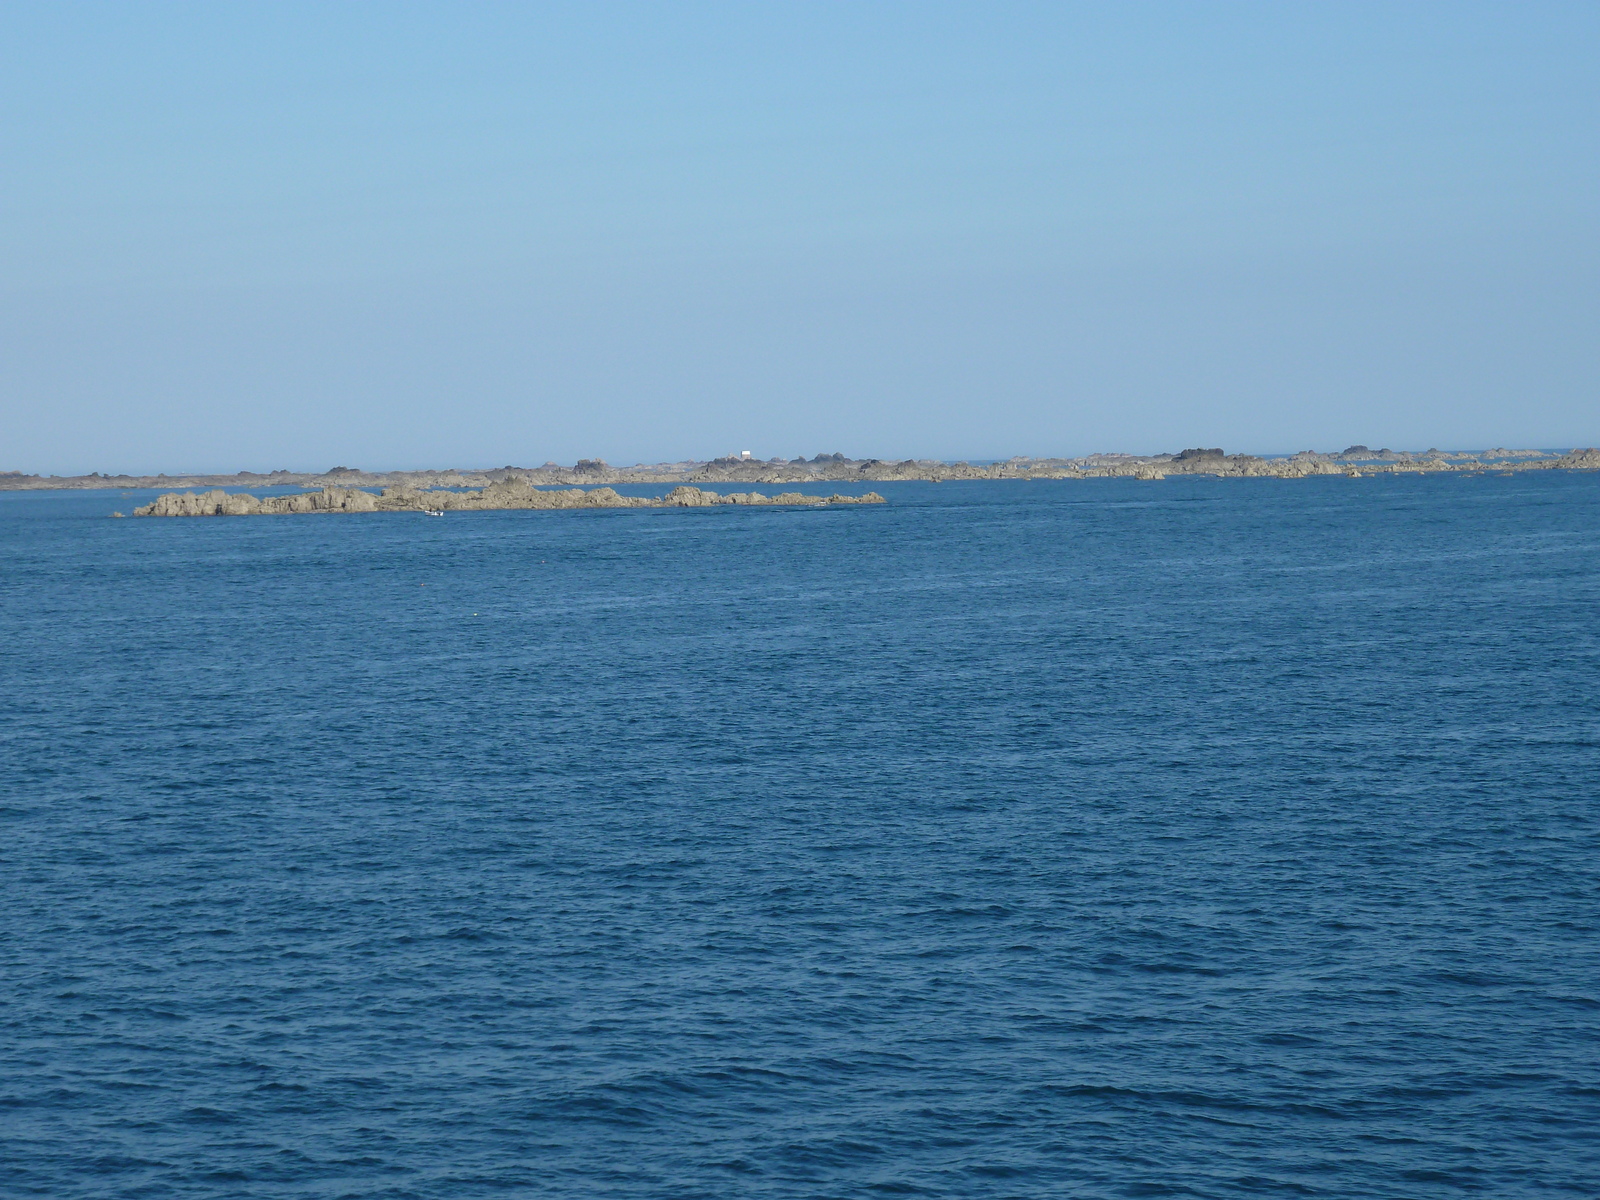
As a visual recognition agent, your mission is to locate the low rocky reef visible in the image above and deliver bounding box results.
[132,482,886,517]
[19,446,1600,495]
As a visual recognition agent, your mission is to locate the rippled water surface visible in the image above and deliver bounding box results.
[4,475,1599,1198]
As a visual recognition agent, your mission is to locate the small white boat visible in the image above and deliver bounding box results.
[424,509,445,517]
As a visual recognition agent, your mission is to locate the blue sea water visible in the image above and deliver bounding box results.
[3,474,1598,1199]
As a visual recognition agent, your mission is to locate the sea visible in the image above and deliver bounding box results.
[3,473,1597,1199]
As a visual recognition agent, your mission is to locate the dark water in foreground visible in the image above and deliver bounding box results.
[4,475,1598,1199]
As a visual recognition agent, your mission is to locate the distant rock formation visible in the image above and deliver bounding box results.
[11,445,1600,497]
[1548,448,1600,470]
[133,482,886,517]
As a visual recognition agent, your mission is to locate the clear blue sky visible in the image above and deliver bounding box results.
[3,1,1596,473]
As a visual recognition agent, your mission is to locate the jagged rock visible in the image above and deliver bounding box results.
[1546,448,1600,470]
[664,486,718,507]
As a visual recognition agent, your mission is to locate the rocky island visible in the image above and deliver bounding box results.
[132,482,885,517]
[3,445,1596,517]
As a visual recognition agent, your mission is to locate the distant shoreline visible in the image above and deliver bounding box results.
[7,446,1598,493]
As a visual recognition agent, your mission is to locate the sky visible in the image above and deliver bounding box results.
[2,1,1596,474]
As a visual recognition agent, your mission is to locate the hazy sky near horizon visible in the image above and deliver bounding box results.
[3,1,1597,473]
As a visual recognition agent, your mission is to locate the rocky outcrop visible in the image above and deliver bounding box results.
[1542,448,1600,470]
[133,482,886,517]
[135,486,381,516]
